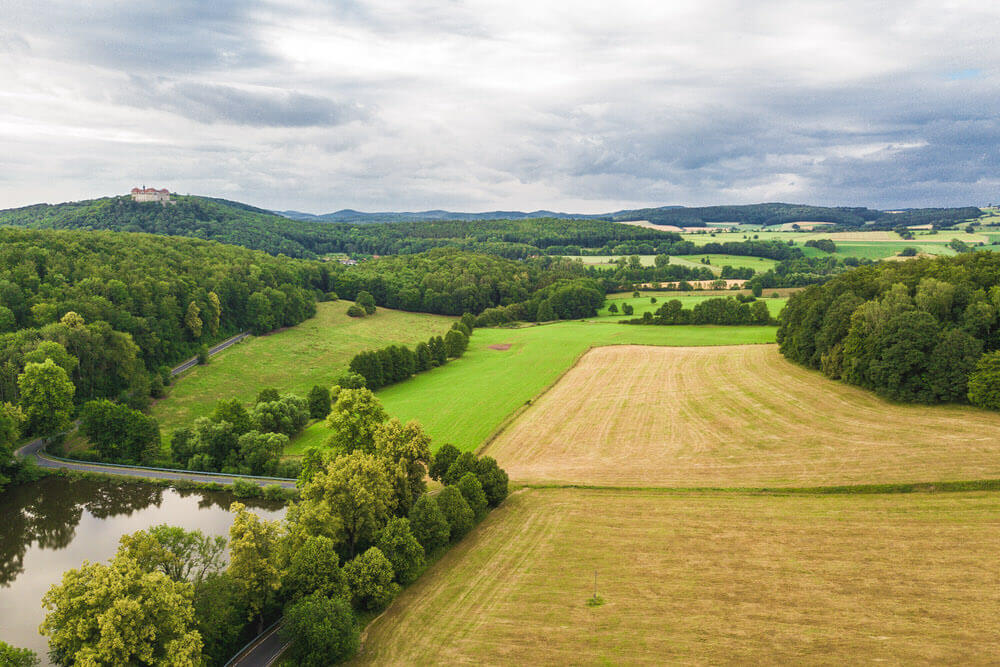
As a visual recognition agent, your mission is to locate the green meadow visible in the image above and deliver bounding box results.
[152,301,454,434]
[287,321,776,455]
[594,293,787,319]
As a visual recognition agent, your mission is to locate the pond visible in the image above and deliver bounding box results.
[0,476,286,664]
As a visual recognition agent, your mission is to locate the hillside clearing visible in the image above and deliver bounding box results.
[356,488,1000,665]
[287,322,776,454]
[152,301,453,433]
[485,344,1000,487]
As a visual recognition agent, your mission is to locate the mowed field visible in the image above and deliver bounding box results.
[594,293,786,319]
[485,344,1000,487]
[152,301,453,433]
[356,488,1000,665]
[287,322,776,454]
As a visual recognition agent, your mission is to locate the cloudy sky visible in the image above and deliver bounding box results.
[1,0,998,213]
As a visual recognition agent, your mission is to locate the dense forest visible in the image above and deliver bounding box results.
[0,196,681,260]
[777,252,1000,405]
[0,229,329,409]
[611,203,984,229]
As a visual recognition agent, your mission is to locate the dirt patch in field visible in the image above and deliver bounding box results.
[487,343,512,351]
[356,488,1000,665]
[484,344,1000,488]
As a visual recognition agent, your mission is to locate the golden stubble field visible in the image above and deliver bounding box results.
[484,344,1000,487]
[356,488,1000,665]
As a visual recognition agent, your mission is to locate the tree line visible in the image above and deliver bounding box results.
[620,296,773,326]
[777,252,1000,406]
[38,389,510,665]
[349,316,474,390]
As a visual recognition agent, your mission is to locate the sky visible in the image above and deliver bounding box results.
[1,0,998,213]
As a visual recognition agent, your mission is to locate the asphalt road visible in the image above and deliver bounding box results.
[226,623,289,667]
[13,329,296,489]
[171,331,250,375]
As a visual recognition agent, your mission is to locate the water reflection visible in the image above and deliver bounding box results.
[0,477,282,587]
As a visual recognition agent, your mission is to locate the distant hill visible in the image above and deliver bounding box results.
[277,202,985,229]
[275,208,605,223]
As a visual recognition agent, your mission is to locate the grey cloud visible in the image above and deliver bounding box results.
[116,79,367,127]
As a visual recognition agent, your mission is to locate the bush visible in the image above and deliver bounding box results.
[335,371,367,389]
[255,387,280,404]
[230,479,261,498]
[968,351,1000,410]
[456,472,489,521]
[343,547,400,611]
[408,494,450,553]
[437,486,474,540]
[375,517,426,584]
[346,304,366,318]
[262,484,286,501]
[197,344,210,365]
[280,594,358,666]
[355,291,377,315]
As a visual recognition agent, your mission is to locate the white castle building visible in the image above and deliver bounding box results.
[130,186,172,203]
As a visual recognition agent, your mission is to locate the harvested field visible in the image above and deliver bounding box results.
[485,344,1000,487]
[356,488,1000,665]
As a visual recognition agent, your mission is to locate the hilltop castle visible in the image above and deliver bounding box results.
[130,186,173,203]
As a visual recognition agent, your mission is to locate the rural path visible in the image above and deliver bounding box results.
[225,622,288,667]
[14,329,297,489]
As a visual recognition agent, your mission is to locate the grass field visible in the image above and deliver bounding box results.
[485,344,1000,487]
[594,293,786,319]
[287,322,776,455]
[152,301,454,433]
[562,254,778,274]
[356,488,1000,665]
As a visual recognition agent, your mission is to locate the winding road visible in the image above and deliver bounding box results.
[14,330,296,489]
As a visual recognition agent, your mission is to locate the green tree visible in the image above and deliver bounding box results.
[280,594,358,666]
[192,572,248,666]
[428,335,447,366]
[374,418,432,513]
[343,547,400,611]
[205,291,222,335]
[283,535,349,603]
[256,387,280,404]
[80,399,161,463]
[346,304,366,318]
[18,359,75,437]
[307,384,331,419]
[211,398,254,435]
[429,443,460,481]
[408,494,450,553]
[969,351,1000,409]
[335,370,367,389]
[296,451,394,557]
[184,301,203,339]
[456,472,489,521]
[415,341,433,371]
[437,486,474,541]
[0,641,38,667]
[444,450,478,485]
[444,329,469,357]
[0,402,24,466]
[607,302,618,314]
[325,388,387,453]
[23,341,78,377]
[40,553,202,666]
[355,290,377,315]
[228,502,283,633]
[475,456,510,507]
[536,299,556,322]
[375,517,425,584]
[118,524,226,585]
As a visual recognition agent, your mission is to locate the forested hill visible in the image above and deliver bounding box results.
[612,203,985,229]
[777,251,1000,407]
[277,208,605,223]
[0,196,681,259]
[0,228,331,408]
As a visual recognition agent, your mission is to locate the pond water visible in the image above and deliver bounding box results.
[0,477,286,664]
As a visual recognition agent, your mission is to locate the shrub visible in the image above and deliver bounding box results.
[343,547,400,611]
[376,517,426,584]
[355,291,376,315]
[408,494,450,553]
[346,304,365,318]
[307,385,331,419]
[262,484,286,501]
[437,486,474,540]
[197,344,210,365]
[255,387,280,404]
[280,594,358,666]
[230,479,261,498]
[335,371,367,389]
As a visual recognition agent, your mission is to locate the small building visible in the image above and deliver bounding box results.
[130,186,172,203]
